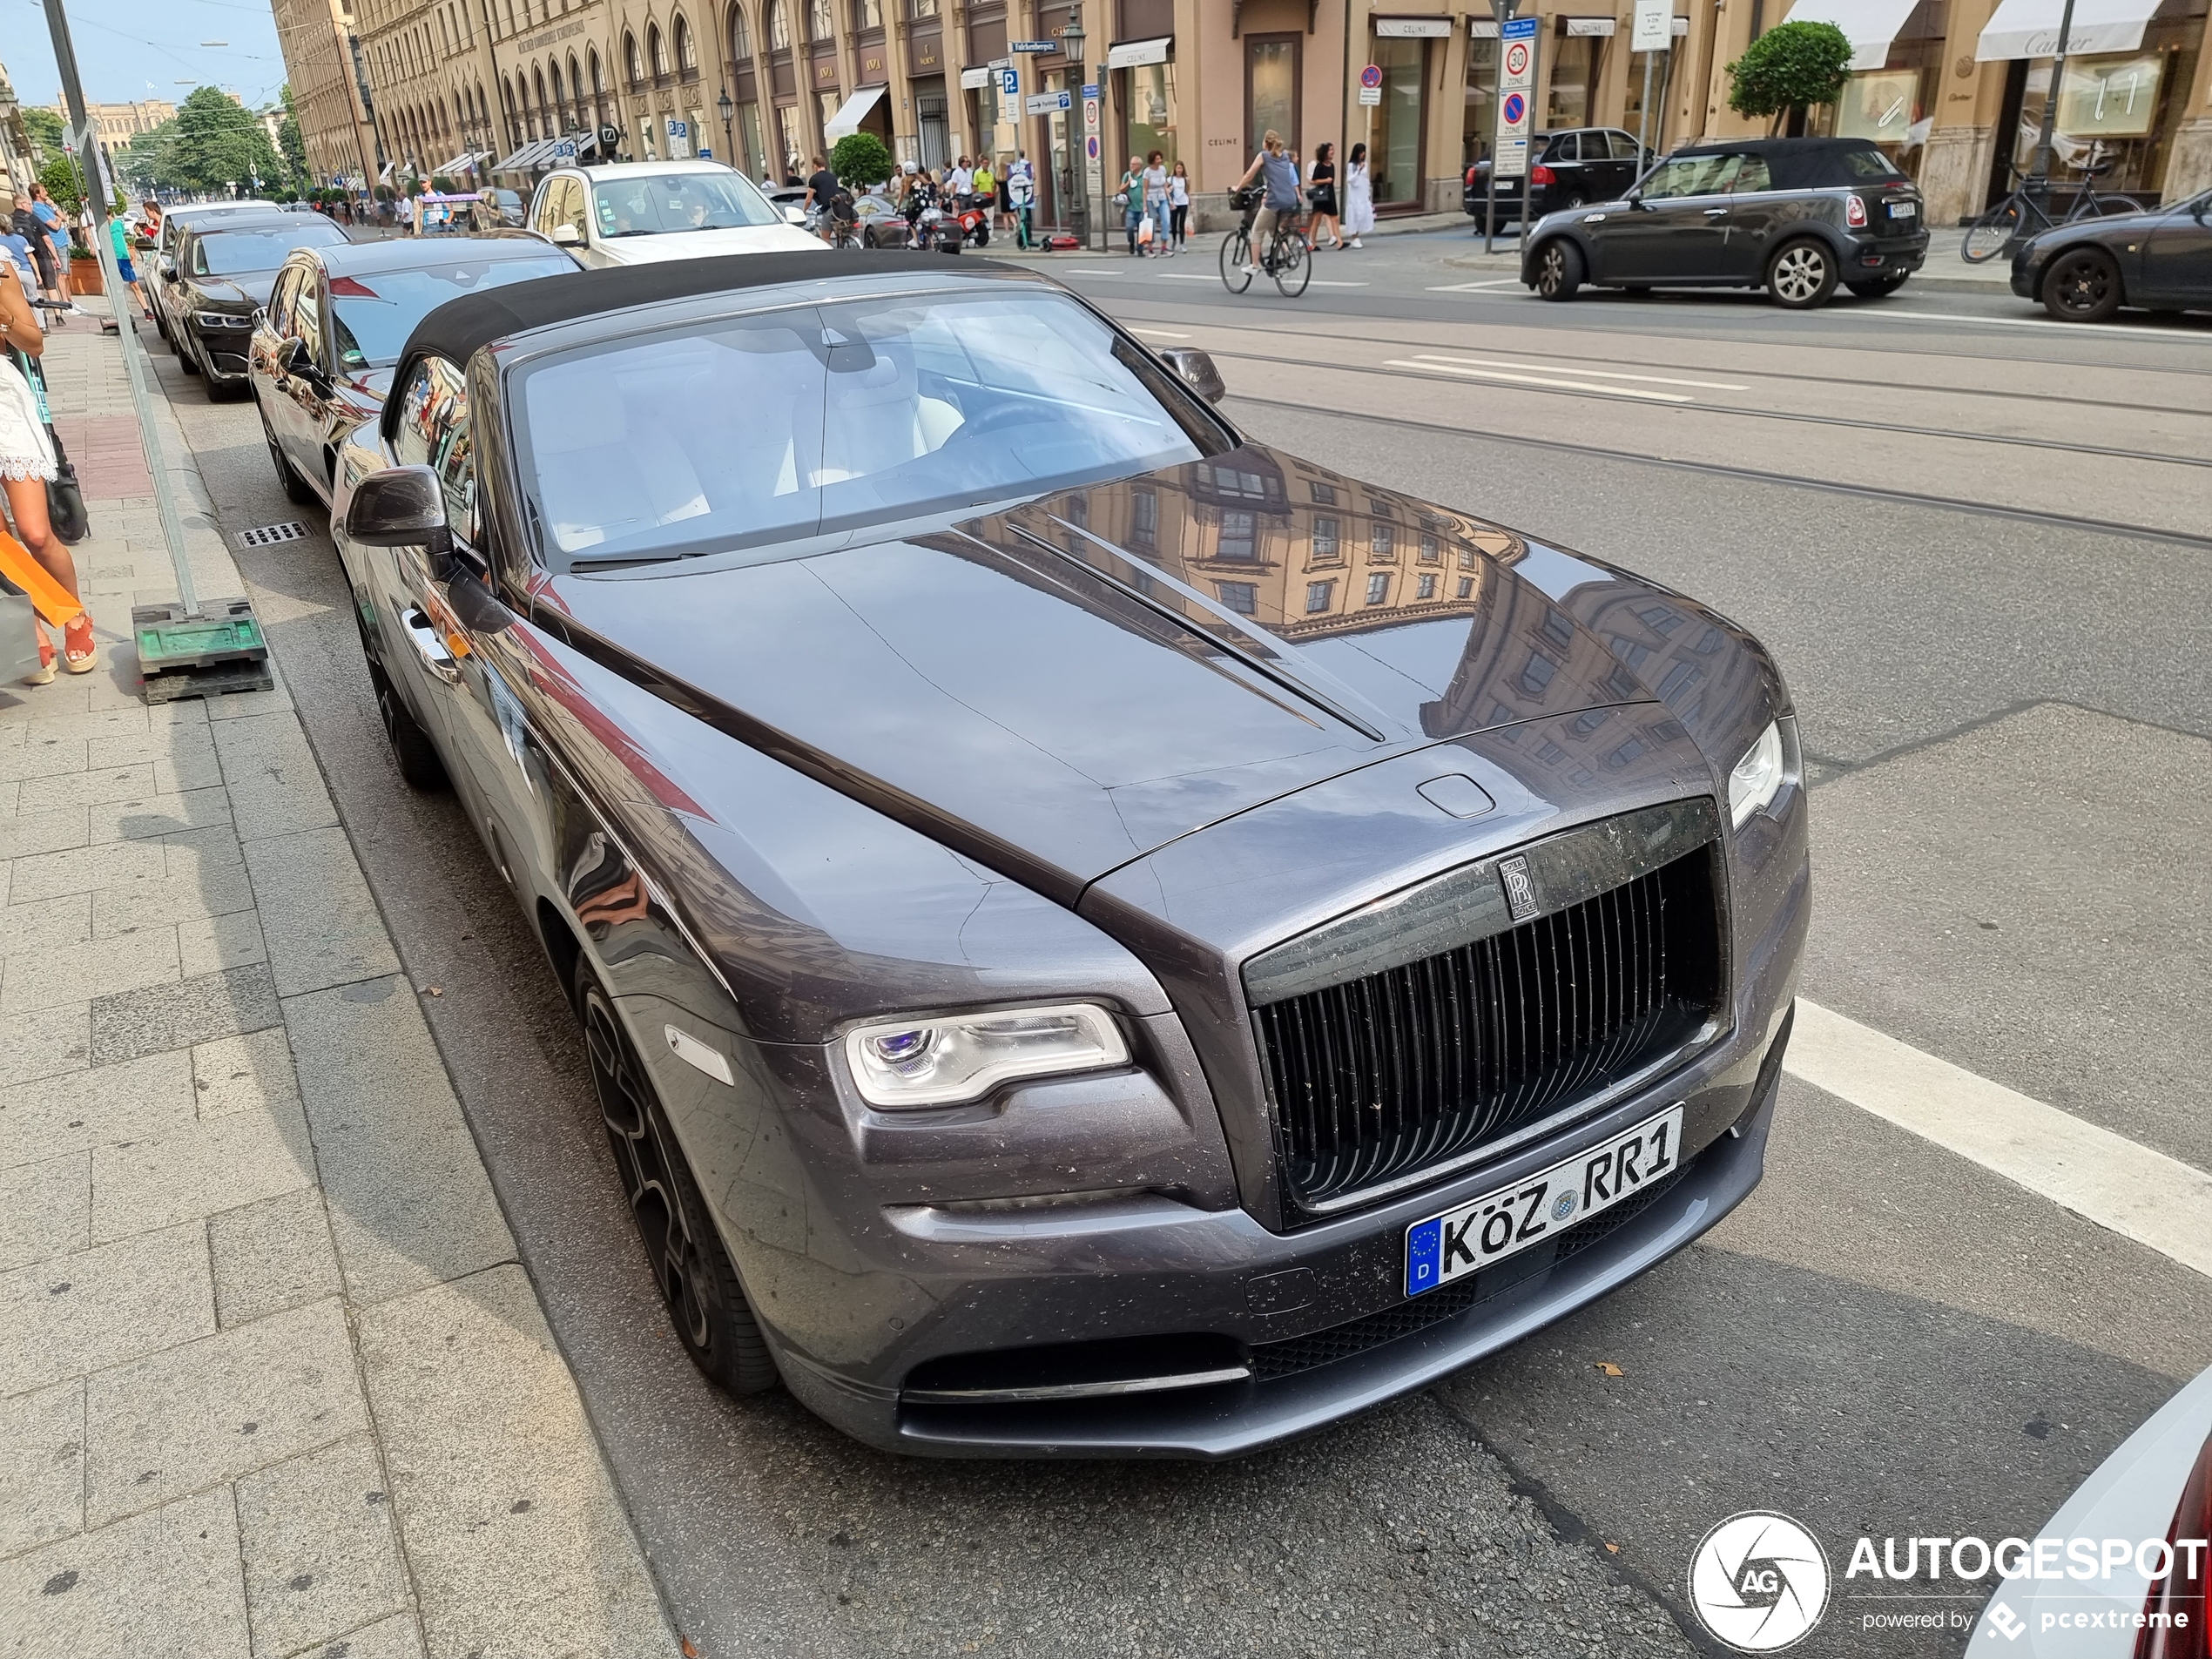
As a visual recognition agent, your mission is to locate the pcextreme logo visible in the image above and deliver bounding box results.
[1689,1512,1833,1652]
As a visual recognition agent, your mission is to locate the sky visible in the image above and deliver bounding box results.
[7,0,291,111]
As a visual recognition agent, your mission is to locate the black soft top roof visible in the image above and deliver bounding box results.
[1669,136,1894,191]
[397,250,1021,371]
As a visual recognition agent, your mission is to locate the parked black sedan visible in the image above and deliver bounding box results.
[1523,137,1928,307]
[2012,188,2212,321]
[247,233,577,508]
[330,253,1807,1458]
[1465,128,1656,233]
[165,214,351,397]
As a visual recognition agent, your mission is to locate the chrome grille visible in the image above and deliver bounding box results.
[1251,820,1722,1217]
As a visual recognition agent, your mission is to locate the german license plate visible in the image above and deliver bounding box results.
[1890,200,1919,219]
[1404,1106,1684,1297]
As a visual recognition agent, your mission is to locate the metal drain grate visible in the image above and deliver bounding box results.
[237,522,307,549]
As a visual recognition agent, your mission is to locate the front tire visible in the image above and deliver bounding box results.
[579,965,778,1396]
[1534,239,1583,301]
[2040,246,2122,322]
[263,414,316,504]
[1220,230,1253,293]
[1765,238,1837,308]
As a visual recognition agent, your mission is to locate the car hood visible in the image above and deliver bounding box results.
[186,273,275,308]
[535,447,1665,902]
[600,224,829,262]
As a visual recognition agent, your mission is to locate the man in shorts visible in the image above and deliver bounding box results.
[9,196,62,320]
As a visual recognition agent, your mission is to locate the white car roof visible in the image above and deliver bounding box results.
[567,160,743,182]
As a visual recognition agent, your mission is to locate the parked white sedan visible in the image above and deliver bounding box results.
[523,161,823,266]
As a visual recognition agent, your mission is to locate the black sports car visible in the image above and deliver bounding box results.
[2011,189,2212,321]
[247,233,577,508]
[165,214,351,398]
[1523,137,1928,308]
[331,253,1807,1458]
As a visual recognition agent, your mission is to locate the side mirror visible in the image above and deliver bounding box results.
[1158,347,1225,405]
[549,223,584,246]
[276,335,307,374]
[159,259,179,280]
[343,464,452,564]
[783,205,806,225]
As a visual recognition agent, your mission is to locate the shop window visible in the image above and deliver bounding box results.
[1306,580,1335,613]
[1371,37,1429,206]
[1217,581,1258,615]
[1465,35,1499,168]
[1246,34,1300,158]
[1545,30,1601,130]
[1123,61,1175,176]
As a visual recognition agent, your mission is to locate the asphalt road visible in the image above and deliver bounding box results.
[150,232,2212,1659]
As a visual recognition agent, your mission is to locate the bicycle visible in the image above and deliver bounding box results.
[1961,148,2144,263]
[1217,190,1312,298]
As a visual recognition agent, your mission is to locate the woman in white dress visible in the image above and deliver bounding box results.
[1341,142,1376,248]
[0,250,92,682]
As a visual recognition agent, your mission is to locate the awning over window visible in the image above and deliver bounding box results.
[1976,0,2161,58]
[1783,0,1924,70]
[494,138,560,172]
[1106,36,1170,65]
[1562,16,1617,35]
[825,84,887,143]
[960,66,995,87]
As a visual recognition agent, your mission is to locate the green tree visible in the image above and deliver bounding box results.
[829,132,894,188]
[165,85,283,195]
[23,106,66,166]
[38,157,85,216]
[1725,21,1854,135]
[277,86,312,192]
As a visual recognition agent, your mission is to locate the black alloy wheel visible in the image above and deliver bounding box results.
[1534,239,1584,301]
[2041,246,2122,322]
[262,412,318,504]
[578,965,777,1395]
[1845,273,1910,299]
[1765,238,1838,308]
[367,658,448,790]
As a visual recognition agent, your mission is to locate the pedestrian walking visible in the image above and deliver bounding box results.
[1307,143,1341,250]
[107,215,149,321]
[0,261,95,681]
[1342,143,1374,247]
[10,196,64,323]
[29,187,71,305]
[1008,152,1035,248]
[1141,152,1170,255]
[1117,157,1145,256]
[948,156,974,198]
[1169,161,1190,249]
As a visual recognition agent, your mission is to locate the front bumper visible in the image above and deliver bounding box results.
[190,323,253,381]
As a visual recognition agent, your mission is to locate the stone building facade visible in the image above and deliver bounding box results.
[271,0,384,187]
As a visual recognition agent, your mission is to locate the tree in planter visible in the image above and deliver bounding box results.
[1724,21,1854,136]
[828,132,894,190]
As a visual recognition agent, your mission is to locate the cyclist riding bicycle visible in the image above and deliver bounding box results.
[1235,131,1302,276]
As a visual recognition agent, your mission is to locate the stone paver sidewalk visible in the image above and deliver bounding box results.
[1,310,675,1657]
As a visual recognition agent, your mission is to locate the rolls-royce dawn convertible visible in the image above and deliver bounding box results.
[329,252,1810,1458]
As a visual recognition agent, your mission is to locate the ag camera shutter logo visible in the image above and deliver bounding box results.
[1689,1512,1832,1652]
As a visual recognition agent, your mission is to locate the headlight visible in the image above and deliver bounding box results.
[193,311,247,329]
[844,1002,1130,1109]
[1729,717,1801,827]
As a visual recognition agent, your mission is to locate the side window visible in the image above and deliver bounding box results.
[266,268,297,336]
[532,181,564,236]
[1730,156,1773,192]
[563,179,590,240]
[1555,133,1581,162]
[391,357,480,546]
[293,275,324,365]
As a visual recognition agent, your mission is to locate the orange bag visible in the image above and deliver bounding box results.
[0,526,84,627]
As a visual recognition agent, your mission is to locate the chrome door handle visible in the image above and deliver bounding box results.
[1703,208,1730,217]
[400,605,458,680]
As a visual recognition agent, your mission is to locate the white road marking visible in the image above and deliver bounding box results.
[1410,354,1749,391]
[1428,279,1527,293]
[1843,307,2212,343]
[1383,358,1692,403]
[1785,1000,2212,1278]
[1128,327,1192,339]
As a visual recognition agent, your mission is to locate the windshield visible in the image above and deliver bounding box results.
[591,172,784,236]
[514,288,1213,568]
[330,257,578,369]
[195,223,347,275]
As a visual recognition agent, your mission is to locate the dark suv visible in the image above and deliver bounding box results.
[1521,137,1928,309]
[1464,128,1656,233]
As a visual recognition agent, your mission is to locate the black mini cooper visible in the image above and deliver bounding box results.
[1522,137,1929,308]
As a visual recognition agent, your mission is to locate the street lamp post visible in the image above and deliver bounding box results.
[718,88,735,168]
[2025,0,2080,204]
[1062,4,1086,251]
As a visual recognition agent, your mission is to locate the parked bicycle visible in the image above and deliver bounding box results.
[1962,147,2144,263]
[1217,187,1312,298]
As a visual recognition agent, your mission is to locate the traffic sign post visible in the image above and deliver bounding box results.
[1490,12,1538,257]
[1359,62,1382,106]
[1630,0,1672,174]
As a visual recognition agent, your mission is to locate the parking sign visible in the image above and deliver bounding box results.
[1494,16,1538,179]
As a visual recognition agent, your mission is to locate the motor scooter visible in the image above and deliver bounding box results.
[947,192,991,248]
